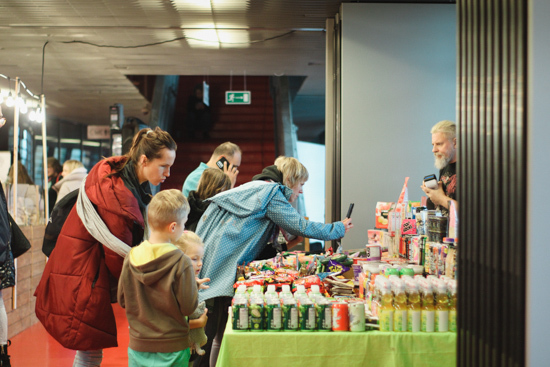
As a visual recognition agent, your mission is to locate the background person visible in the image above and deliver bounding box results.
[182,142,241,197]
[47,157,63,214]
[186,168,231,232]
[421,120,457,215]
[52,160,87,203]
[34,127,176,367]
[194,156,354,367]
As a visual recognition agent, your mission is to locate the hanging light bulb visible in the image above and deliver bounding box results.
[29,109,36,121]
[5,92,14,107]
[20,102,28,114]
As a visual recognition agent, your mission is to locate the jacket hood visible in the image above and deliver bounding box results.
[85,157,144,226]
[252,165,283,183]
[128,241,183,286]
[52,167,88,192]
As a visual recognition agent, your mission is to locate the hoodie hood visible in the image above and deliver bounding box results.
[252,165,283,183]
[52,167,88,192]
[128,241,182,286]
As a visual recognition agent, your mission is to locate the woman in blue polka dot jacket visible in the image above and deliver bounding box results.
[193,156,354,367]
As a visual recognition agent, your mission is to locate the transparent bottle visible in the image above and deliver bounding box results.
[378,278,394,332]
[435,280,449,332]
[420,280,435,332]
[406,280,421,332]
[392,280,407,332]
[448,280,457,332]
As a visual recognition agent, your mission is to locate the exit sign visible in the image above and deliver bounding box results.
[225,91,251,105]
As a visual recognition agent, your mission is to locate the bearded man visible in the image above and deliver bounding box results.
[421,120,457,215]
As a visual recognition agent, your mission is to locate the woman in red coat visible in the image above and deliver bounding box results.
[34,127,176,366]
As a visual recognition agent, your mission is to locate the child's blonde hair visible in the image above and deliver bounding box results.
[175,231,204,254]
[148,189,190,230]
[63,159,84,174]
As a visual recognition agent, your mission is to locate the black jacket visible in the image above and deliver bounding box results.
[0,184,10,264]
[186,190,210,232]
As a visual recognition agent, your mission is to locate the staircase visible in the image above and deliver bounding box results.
[161,76,276,191]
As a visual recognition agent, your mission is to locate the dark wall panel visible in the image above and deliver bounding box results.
[457,1,526,367]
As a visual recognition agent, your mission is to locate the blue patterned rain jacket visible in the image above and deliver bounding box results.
[196,180,345,302]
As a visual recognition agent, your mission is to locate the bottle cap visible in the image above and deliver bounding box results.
[311,285,320,293]
[267,285,276,293]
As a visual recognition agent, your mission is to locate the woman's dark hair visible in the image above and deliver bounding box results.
[196,168,231,200]
[47,157,62,176]
[109,126,177,174]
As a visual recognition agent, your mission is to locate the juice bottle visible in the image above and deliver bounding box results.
[448,280,457,332]
[392,280,407,332]
[378,278,394,332]
[420,280,435,332]
[406,280,421,332]
[435,280,449,332]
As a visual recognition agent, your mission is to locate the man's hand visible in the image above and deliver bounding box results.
[420,181,450,209]
[196,277,210,290]
[341,217,354,234]
[224,161,239,188]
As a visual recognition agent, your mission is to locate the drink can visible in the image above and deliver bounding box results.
[332,302,349,331]
[266,299,282,331]
[316,300,332,331]
[366,244,382,261]
[299,300,316,331]
[249,300,264,331]
[282,298,298,331]
[348,302,365,332]
[232,299,249,331]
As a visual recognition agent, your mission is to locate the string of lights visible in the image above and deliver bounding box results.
[0,74,43,123]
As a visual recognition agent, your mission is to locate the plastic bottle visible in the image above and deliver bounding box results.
[448,280,457,332]
[265,284,278,301]
[406,280,421,332]
[309,284,323,302]
[392,279,407,332]
[294,285,307,305]
[378,277,394,332]
[434,280,449,332]
[420,279,435,332]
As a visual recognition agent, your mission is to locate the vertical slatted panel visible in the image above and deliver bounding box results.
[457,1,526,367]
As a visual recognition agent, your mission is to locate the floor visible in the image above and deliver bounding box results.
[9,304,130,366]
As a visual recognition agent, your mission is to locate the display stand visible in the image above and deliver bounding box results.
[217,317,456,367]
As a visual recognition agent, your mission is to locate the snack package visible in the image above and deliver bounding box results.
[401,218,417,235]
[375,202,394,229]
[292,275,325,293]
[368,229,384,244]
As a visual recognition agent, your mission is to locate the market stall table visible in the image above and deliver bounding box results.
[217,317,456,367]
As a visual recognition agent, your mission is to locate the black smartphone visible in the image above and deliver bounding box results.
[346,203,355,219]
[216,156,229,170]
[423,174,438,189]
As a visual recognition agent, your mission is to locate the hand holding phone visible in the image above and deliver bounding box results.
[216,156,229,170]
[423,174,439,190]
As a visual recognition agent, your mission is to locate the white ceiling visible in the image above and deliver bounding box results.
[0,0,345,125]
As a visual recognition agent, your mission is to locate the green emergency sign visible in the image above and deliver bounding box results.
[225,91,251,105]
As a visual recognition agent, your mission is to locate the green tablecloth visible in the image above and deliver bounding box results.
[217,319,456,367]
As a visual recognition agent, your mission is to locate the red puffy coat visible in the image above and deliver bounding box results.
[34,157,145,351]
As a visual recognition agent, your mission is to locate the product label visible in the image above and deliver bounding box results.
[437,310,449,332]
[449,310,457,332]
[238,308,248,330]
[307,307,317,330]
[422,310,435,332]
[393,310,407,332]
[379,309,394,332]
[270,308,282,330]
[289,308,298,329]
[323,308,332,330]
[408,310,421,332]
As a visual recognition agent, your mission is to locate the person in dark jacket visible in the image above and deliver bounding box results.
[47,157,63,215]
[186,168,231,231]
[34,127,176,367]
[0,181,15,367]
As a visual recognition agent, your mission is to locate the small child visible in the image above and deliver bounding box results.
[118,189,204,367]
[175,231,208,357]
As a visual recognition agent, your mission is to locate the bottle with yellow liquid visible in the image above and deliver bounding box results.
[435,280,449,332]
[420,280,435,332]
[392,279,407,332]
[406,280,421,332]
[377,277,394,331]
[448,280,457,332]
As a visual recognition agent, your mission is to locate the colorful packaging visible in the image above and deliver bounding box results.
[332,302,349,331]
[375,202,394,229]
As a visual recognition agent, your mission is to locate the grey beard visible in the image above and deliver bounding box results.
[434,155,452,170]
